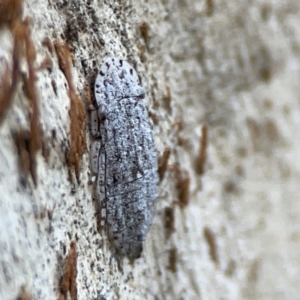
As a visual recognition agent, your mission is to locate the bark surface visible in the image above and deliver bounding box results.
[0,0,299,299]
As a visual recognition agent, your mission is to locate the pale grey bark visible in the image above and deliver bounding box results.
[0,0,299,299]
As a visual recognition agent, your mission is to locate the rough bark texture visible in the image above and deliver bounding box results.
[0,0,299,299]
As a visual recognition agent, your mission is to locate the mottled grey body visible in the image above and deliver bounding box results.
[91,57,158,259]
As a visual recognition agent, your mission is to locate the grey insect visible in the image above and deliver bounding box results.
[91,57,158,259]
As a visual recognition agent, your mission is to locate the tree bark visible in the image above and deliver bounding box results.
[0,0,299,299]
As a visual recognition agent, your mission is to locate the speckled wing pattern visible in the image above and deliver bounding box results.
[92,57,158,259]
